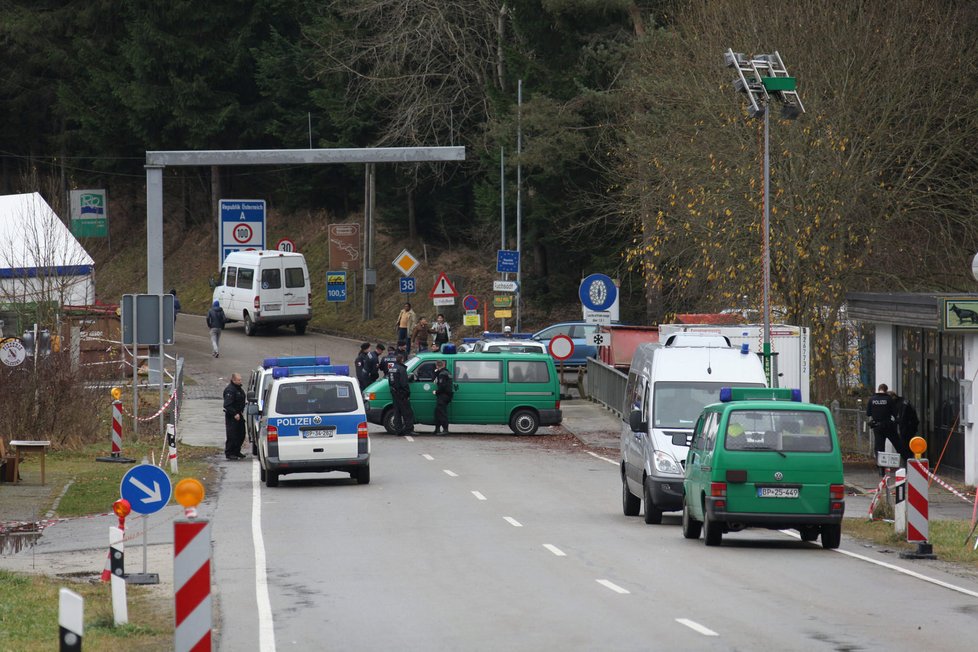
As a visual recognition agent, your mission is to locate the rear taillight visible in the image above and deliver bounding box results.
[711,481,727,510]
[254,296,260,310]
[555,399,561,410]
[830,483,845,512]
[358,422,369,439]
[267,425,278,442]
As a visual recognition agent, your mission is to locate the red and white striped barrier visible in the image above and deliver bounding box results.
[924,467,975,504]
[111,400,123,456]
[867,473,890,518]
[120,390,177,422]
[174,519,212,652]
[900,458,937,559]
[59,588,83,651]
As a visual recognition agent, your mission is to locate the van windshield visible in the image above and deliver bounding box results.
[652,382,764,429]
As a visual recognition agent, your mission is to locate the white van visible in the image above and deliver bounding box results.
[212,250,311,336]
[620,333,767,524]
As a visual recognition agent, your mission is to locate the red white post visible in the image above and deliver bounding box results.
[174,519,212,652]
[901,458,936,559]
[111,400,123,456]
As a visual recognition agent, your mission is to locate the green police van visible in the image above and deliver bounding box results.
[682,387,845,549]
[363,350,562,435]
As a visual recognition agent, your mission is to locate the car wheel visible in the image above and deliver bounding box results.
[244,313,256,336]
[703,505,722,546]
[265,469,279,487]
[509,409,539,435]
[357,464,371,485]
[799,526,819,542]
[382,408,399,435]
[622,472,641,516]
[682,502,702,539]
[821,524,842,549]
[295,321,307,335]
[643,477,663,524]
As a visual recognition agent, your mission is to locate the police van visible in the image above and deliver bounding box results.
[251,363,370,487]
[246,356,331,455]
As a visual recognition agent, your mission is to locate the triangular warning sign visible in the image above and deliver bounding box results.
[429,272,458,298]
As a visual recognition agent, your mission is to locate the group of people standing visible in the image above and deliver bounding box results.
[395,303,451,356]
[867,383,920,471]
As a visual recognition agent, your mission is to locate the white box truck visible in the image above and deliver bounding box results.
[659,323,810,402]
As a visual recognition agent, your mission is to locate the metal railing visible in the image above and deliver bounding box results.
[830,401,871,458]
[584,358,627,417]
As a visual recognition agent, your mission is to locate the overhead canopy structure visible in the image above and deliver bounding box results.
[0,192,95,308]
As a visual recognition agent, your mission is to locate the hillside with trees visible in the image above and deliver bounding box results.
[2,0,978,400]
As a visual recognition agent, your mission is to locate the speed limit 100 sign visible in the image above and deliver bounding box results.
[548,334,575,361]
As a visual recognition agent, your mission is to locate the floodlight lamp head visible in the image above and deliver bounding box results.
[748,104,766,119]
[724,51,748,68]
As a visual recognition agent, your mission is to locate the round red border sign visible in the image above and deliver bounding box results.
[232,223,254,244]
[548,334,575,361]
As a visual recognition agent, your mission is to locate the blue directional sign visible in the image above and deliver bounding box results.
[579,273,618,312]
[399,277,416,294]
[219,199,266,263]
[120,464,172,515]
[327,271,347,302]
[497,250,520,274]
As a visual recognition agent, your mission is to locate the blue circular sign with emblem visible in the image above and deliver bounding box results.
[579,274,617,312]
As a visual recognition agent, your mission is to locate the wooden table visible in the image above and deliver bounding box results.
[9,440,51,485]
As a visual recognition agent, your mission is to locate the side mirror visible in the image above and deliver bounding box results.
[672,432,690,447]
[629,410,647,433]
[209,276,217,289]
[246,404,259,416]
[247,391,257,403]
[408,373,417,382]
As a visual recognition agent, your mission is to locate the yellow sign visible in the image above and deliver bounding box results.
[494,310,513,319]
[463,314,481,327]
[326,274,345,284]
[493,295,512,308]
[392,249,420,276]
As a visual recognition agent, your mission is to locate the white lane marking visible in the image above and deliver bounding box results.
[252,462,277,651]
[596,579,630,594]
[503,517,523,527]
[471,491,487,501]
[543,544,566,557]
[778,529,978,599]
[422,454,434,461]
[587,451,618,465]
[405,435,415,442]
[676,618,719,637]
[443,469,458,477]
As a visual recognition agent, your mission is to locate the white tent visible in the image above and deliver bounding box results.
[0,192,95,307]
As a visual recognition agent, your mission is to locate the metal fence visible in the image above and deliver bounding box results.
[830,402,871,458]
[583,358,627,417]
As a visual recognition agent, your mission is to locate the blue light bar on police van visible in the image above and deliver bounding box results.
[740,343,750,354]
[440,343,457,354]
[271,364,350,379]
[719,387,801,402]
[262,356,330,369]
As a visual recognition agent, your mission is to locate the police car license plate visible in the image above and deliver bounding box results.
[757,487,799,498]
[304,428,335,439]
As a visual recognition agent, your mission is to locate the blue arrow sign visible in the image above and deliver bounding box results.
[120,464,172,515]
[579,273,617,312]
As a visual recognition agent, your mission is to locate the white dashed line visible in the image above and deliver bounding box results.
[596,579,629,594]
[503,517,523,527]
[405,435,415,442]
[587,451,617,465]
[422,454,434,461]
[471,491,487,501]
[676,618,718,637]
[443,469,458,477]
[543,544,566,557]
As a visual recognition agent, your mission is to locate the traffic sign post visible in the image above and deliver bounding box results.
[590,331,610,348]
[579,273,618,324]
[276,238,296,252]
[462,295,480,311]
[327,271,348,302]
[120,464,172,585]
[493,280,519,293]
[548,334,575,390]
[399,277,416,294]
[393,249,420,276]
[219,199,266,264]
[430,272,458,306]
[497,250,520,273]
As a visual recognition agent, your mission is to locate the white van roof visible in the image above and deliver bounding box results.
[223,249,306,264]
[662,332,731,348]
[630,339,765,384]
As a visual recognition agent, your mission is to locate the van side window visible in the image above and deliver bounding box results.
[703,413,719,452]
[237,267,255,289]
[509,360,550,383]
[455,360,501,382]
[218,267,226,286]
[227,266,238,287]
[285,267,304,288]
[261,268,281,289]
[413,362,437,381]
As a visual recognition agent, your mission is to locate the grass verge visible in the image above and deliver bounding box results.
[844,517,978,568]
[0,570,172,651]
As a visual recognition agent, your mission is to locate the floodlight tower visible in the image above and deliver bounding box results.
[724,49,805,386]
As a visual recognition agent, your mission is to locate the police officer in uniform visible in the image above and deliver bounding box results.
[354,342,372,390]
[866,383,902,472]
[368,343,385,381]
[380,345,399,379]
[388,353,416,436]
[223,373,247,460]
[432,359,453,434]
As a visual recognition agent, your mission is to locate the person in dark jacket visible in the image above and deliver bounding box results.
[369,343,385,381]
[223,373,247,460]
[354,342,372,390]
[388,353,415,436]
[380,345,399,379]
[889,390,919,459]
[432,359,453,435]
[169,289,181,321]
[867,383,905,471]
[206,301,226,358]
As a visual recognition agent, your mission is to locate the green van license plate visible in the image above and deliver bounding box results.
[757,487,799,498]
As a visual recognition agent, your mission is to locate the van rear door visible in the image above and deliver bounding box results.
[282,259,309,317]
[258,257,286,319]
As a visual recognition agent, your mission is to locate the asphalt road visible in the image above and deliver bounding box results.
[173,318,978,651]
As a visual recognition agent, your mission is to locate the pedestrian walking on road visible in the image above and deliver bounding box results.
[223,373,247,460]
[433,359,453,434]
[207,300,226,358]
[388,353,415,436]
[355,342,372,390]
[170,288,181,321]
